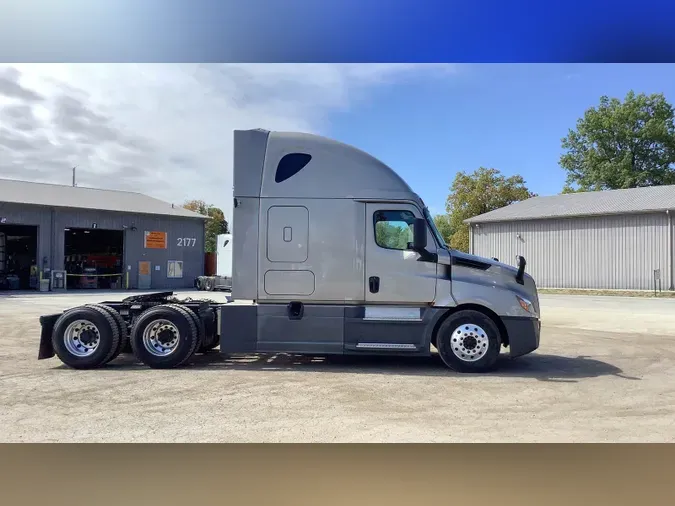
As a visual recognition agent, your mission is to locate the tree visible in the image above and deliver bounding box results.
[560,91,675,191]
[433,213,454,245]
[183,199,229,253]
[561,184,584,194]
[375,221,411,250]
[446,167,535,252]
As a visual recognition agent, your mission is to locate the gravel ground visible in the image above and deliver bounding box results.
[1,290,674,442]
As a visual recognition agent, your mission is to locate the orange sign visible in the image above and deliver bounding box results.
[144,231,167,249]
[139,261,151,276]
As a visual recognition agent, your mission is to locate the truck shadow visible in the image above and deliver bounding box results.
[107,351,639,382]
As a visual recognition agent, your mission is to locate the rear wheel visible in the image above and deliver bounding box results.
[168,304,207,353]
[435,310,501,373]
[85,304,129,362]
[185,308,220,353]
[130,304,199,369]
[52,306,121,369]
[204,278,214,291]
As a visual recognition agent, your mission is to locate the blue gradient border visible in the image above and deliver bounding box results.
[1,0,674,62]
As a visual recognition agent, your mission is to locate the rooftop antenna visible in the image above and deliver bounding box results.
[72,166,77,187]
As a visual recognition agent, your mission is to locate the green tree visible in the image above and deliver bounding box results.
[446,168,535,252]
[433,213,454,245]
[561,184,584,194]
[560,91,675,191]
[183,199,229,253]
[375,221,412,250]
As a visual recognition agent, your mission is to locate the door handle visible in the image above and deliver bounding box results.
[369,276,380,293]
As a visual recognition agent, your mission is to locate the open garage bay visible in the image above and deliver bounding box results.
[0,291,674,442]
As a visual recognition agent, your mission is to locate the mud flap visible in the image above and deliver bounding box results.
[502,316,540,358]
[38,314,60,360]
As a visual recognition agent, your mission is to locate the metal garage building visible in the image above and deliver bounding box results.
[466,185,675,291]
[0,179,207,291]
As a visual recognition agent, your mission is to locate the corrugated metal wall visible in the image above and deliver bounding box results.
[0,202,205,289]
[471,212,672,290]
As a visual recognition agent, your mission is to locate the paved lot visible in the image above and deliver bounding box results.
[1,290,674,442]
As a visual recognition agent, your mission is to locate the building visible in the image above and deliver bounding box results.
[0,178,207,291]
[466,185,675,291]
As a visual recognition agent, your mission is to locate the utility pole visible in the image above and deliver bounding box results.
[72,166,77,187]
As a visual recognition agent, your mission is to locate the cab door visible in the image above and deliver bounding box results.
[364,203,437,304]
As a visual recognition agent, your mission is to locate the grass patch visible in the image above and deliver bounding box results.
[539,288,675,298]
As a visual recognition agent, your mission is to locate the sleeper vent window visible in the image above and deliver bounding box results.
[275,153,312,183]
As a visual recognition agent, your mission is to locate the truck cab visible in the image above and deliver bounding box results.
[221,129,541,372]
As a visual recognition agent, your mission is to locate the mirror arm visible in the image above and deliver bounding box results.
[412,245,438,263]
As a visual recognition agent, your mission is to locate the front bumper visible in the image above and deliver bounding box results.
[502,316,540,358]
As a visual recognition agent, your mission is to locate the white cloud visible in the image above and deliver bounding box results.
[0,63,454,223]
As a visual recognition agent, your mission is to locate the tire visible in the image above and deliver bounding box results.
[169,304,206,353]
[435,310,502,373]
[195,277,204,290]
[129,304,200,369]
[183,306,220,353]
[85,304,129,362]
[204,278,214,291]
[167,304,205,360]
[193,306,218,352]
[52,305,121,369]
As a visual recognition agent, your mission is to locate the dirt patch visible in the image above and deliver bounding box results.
[1,291,674,442]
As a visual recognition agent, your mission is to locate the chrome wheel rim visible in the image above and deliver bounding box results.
[142,319,180,356]
[450,324,489,362]
[64,319,101,357]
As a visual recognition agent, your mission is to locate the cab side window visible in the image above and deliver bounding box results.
[373,210,415,250]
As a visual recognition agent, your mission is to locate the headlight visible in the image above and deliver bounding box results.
[516,295,536,316]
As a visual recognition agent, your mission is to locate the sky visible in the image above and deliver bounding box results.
[1,63,675,222]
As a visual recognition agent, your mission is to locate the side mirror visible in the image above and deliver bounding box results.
[412,218,427,251]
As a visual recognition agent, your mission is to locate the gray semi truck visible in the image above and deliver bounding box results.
[37,129,541,373]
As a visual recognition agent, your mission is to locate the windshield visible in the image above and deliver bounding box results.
[423,207,447,249]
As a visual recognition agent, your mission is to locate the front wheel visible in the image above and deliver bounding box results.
[435,310,502,373]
